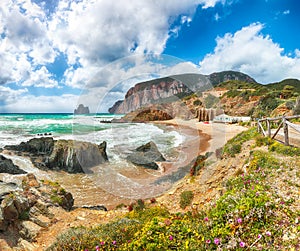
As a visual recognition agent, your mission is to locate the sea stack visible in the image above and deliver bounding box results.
[74,104,90,114]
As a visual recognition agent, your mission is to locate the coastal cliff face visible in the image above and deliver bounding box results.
[109,77,193,114]
[109,71,256,114]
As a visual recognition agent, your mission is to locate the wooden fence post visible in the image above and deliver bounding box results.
[283,117,289,146]
[267,119,271,137]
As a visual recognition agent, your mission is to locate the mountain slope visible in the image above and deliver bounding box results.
[109,71,256,114]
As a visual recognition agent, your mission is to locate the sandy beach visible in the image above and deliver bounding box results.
[154,118,247,157]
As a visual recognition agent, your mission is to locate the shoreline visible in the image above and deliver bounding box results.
[153,118,247,156]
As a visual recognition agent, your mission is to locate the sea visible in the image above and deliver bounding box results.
[0,113,186,208]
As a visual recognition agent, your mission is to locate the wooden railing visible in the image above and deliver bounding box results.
[257,115,300,146]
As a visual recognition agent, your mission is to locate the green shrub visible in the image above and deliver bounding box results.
[193,99,202,106]
[269,141,300,156]
[180,191,194,209]
[255,135,272,146]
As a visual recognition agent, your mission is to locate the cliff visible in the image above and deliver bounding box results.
[74,104,90,114]
[109,71,255,114]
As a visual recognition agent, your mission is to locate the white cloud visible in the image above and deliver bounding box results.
[0,0,57,87]
[49,0,223,89]
[3,93,79,113]
[283,10,290,15]
[23,66,59,88]
[0,86,28,103]
[199,23,300,83]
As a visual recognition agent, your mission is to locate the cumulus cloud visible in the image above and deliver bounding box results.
[0,0,224,112]
[0,0,57,87]
[49,0,223,88]
[199,23,300,83]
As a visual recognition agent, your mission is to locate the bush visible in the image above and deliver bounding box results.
[255,135,272,147]
[269,141,300,156]
[180,191,194,209]
[193,99,202,106]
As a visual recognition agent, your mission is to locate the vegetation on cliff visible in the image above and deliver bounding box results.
[48,129,300,250]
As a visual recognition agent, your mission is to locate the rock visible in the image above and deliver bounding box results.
[29,214,51,228]
[0,155,27,174]
[0,209,8,231]
[59,192,74,211]
[22,173,40,190]
[47,140,108,173]
[74,104,90,114]
[18,238,37,251]
[81,205,108,211]
[127,141,165,170]
[19,220,42,241]
[5,137,54,155]
[0,181,19,201]
[5,138,109,174]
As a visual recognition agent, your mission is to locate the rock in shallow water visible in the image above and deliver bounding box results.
[127,141,165,170]
[0,155,27,174]
[5,138,109,173]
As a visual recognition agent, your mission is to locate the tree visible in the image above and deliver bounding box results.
[281,85,294,99]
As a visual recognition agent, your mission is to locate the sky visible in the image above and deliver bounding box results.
[0,0,300,113]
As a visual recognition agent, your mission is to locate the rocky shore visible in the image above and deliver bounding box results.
[0,118,248,250]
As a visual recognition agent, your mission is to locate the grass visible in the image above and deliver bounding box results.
[47,129,300,251]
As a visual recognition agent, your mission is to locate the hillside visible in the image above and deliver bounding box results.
[109,71,300,119]
[46,128,300,250]
[109,71,255,114]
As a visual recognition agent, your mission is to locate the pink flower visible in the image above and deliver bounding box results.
[258,234,262,239]
[112,240,117,245]
[95,246,100,251]
[204,217,209,221]
[266,231,271,236]
[206,239,211,244]
[214,238,220,245]
[169,235,173,241]
[100,241,105,245]
[237,218,242,224]
[239,241,246,247]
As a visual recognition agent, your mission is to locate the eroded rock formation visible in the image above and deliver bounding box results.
[0,155,27,174]
[5,138,108,173]
[127,141,165,170]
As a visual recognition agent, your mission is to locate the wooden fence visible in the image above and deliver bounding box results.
[257,115,300,146]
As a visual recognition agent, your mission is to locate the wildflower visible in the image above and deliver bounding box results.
[100,241,105,245]
[112,240,117,245]
[206,239,211,244]
[239,241,246,247]
[257,234,262,239]
[169,235,174,241]
[204,217,209,221]
[237,218,242,224]
[256,192,259,196]
[266,231,271,236]
[214,238,220,245]
[95,246,100,251]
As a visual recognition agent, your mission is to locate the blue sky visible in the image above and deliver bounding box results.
[0,0,299,113]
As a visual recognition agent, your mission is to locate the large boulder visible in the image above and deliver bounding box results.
[0,155,27,174]
[47,140,108,173]
[6,137,54,155]
[5,138,109,173]
[127,141,165,170]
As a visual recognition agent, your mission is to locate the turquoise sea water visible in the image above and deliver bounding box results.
[0,113,183,158]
